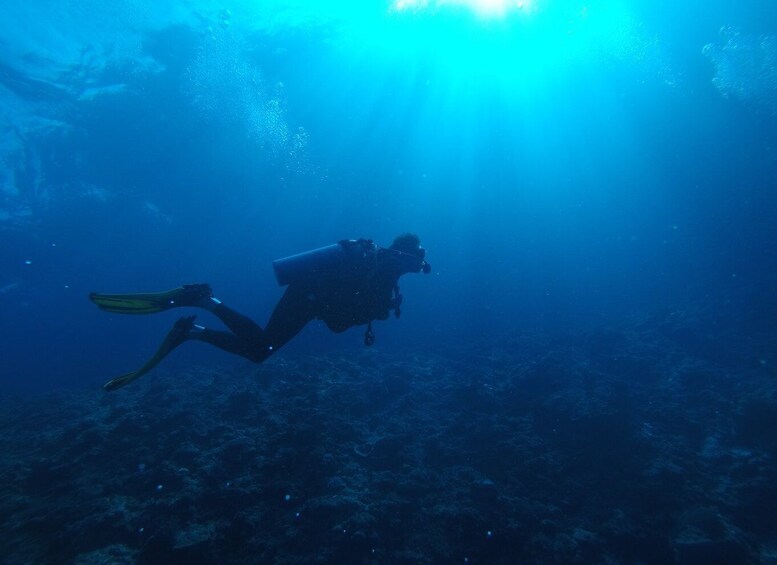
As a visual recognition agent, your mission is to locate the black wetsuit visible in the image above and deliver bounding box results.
[194,245,403,363]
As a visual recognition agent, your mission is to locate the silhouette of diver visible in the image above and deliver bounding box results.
[90,234,430,390]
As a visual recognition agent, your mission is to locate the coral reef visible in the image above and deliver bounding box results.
[1,311,775,563]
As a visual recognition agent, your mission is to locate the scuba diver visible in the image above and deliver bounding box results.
[90,234,431,391]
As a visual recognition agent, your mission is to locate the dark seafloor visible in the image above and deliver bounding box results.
[1,304,776,565]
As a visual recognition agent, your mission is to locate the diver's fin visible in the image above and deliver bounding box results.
[104,372,140,392]
[103,315,197,391]
[90,284,212,315]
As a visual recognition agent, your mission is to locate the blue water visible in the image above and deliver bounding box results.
[4,4,777,563]
[1,1,776,393]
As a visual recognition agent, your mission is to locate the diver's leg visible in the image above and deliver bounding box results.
[187,302,270,362]
[207,303,266,343]
[190,328,271,362]
[191,285,316,362]
[207,285,317,351]
[261,285,317,351]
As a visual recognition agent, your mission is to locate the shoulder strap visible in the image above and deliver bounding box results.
[392,284,403,318]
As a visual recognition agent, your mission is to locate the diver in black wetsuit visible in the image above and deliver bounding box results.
[90,234,430,391]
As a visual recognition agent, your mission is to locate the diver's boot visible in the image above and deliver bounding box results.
[103,315,197,391]
[90,284,213,315]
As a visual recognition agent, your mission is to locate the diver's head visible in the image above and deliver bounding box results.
[389,233,431,274]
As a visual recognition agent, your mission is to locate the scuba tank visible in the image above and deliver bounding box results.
[273,239,377,286]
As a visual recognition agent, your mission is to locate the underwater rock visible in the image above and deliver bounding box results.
[0,317,773,563]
